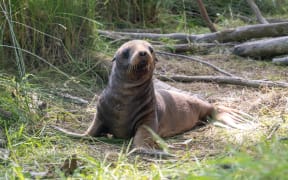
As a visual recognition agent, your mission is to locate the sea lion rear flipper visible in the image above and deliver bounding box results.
[212,106,256,130]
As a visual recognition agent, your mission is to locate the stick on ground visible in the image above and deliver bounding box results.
[156,51,235,77]
[158,75,288,88]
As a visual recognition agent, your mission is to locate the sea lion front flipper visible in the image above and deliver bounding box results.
[133,125,159,149]
[52,115,106,138]
[131,125,175,158]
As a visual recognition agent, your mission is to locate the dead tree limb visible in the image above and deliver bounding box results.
[246,0,269,24]
[116,28,162,33]
[153,79,193,95]
[196,0,217,32]
[154,43,236,53]
[272,56,288,65]
[233,36,288,58]
[97,22,288,43]
[156,51,235,77]
[158,75,288,88]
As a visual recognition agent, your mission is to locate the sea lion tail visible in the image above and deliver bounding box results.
[51,125,87,138]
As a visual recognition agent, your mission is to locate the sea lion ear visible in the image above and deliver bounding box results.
[112,56,116,62]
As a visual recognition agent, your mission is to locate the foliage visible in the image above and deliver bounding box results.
[0,0,100,71]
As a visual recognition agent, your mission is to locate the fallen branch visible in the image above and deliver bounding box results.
[272,56,288,65]
[196,0,217,32]
[0,107,12,119]
[54,92,89,105]
[233,36,288,58]
[98,22,288,43]
[266,123,281,140]
[154,43,236,53]
[116,28,162,33]
[246,0,269,24]
[157,75,288,88]
[156,51,234,77]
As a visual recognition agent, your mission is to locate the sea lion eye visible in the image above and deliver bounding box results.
[148,46,154,53]
[122,49,130,59]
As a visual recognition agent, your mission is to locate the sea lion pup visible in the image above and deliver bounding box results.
[53,40,252,150]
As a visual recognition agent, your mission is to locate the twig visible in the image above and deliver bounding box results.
[158,74,288,88]
[53,92,89,105]
[0,107,12,119]
[156,51,235,77]
[266,123,281,140]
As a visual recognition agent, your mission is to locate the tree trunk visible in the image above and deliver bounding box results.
[233,36,288,58]
[246,0,269,24]
[97,22,288,43]
[196,0,217,32]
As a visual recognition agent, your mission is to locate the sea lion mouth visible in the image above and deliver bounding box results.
[128,60,149,73]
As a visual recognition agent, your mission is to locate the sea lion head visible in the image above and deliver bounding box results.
[112,40,158,80]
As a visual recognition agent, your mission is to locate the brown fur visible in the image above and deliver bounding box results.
[53,40,248,149]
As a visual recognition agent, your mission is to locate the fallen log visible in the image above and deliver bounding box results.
[98,22,288,43]
[154,43,236,53]
[272,56,288,65]
[157,75,288,88]
[233,36,288,58]
[116,28,162,33]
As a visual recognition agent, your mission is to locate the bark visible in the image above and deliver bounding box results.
[233,36,288,58]
[272,56,288,65]
[154,43,236,53]
[97,22,288,43]
[267,18,288,23]
[116,28,162,33]
[246,0,269,24]
[196,0,217,32]
[158,75,288,88]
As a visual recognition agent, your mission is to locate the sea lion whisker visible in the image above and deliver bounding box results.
[128,65,132,73]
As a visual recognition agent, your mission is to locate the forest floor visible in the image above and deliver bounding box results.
[1,49,288,179]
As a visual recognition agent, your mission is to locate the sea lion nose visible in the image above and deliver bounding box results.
[139,51,147,57]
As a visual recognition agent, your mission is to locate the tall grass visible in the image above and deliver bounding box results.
[0,1,25,80]
[0,0,100,71]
